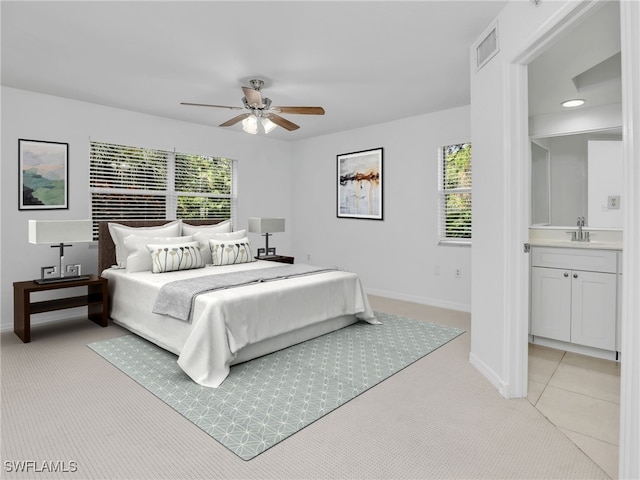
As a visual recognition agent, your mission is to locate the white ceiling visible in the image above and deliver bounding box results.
[1,1,509,141]
[528,1,621,118]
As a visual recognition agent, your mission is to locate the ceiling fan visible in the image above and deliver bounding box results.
[180,79,325,133]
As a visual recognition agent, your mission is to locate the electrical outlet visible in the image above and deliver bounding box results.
[608,195,620,210]
[307,253,311,261]
[455,268,462,278]
[434,265,440,276]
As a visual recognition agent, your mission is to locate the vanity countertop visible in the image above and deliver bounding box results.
[529,240,622,251]
[529,227,623,251]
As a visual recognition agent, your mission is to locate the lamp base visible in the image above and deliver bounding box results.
[257,247,277,257]
[34,275,91,285]
[257,232,276,257]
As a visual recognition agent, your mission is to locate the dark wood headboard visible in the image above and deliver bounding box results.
[98,219,224,274]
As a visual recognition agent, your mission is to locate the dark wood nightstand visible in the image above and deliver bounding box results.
[256,255,294,264]
[13,274,109,343]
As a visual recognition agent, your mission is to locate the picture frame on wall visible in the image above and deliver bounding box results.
[337,147,383,220]
[19,139,69,210]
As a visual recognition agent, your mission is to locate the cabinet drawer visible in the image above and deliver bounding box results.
[531,247,617,273]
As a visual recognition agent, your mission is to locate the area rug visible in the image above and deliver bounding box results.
[88,311,464,460]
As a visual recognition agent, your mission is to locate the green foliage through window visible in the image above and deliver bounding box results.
[439,143,472,241]
[175,154,233,220]
[90,142,235,239]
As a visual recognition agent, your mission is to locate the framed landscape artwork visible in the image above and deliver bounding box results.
[19,139,69,210]
[337,147,383,220]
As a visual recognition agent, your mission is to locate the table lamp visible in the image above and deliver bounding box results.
[29,219,93,284]
[248,217,285,257]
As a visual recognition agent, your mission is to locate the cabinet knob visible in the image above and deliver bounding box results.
[564,272,569,277]
[573,273,578,279]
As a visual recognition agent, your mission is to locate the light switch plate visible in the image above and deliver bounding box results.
[608,195,621,209]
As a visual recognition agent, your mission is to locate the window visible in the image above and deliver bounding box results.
[438,143,472,244]
[89,141,236,238]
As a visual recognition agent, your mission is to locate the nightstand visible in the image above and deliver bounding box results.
[256,255,294,264]
[13,274,109,343]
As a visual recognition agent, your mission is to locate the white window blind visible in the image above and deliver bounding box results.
[174,153,234,219]
[438,143,472,244]
[90,141,236,238]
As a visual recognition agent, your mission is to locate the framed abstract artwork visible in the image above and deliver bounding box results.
[19,139,69,210]
[337,147,383,220]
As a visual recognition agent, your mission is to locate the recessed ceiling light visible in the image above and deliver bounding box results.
[561,99,586,108]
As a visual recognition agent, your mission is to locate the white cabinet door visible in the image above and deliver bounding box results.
[571,271,617,350]
[531,267,571,342]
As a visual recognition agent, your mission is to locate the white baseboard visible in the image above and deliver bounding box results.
[365,287,471,313]
[469,351,509,397]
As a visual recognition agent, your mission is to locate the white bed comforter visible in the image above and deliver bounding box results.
[102,260,377,387]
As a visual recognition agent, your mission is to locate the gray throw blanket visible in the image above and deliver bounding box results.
[152,264,336,322]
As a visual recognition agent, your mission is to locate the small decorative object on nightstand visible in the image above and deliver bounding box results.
[29,219,93,284]
[248,217,285,257]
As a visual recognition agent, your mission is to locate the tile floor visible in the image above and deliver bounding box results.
[528,343,621,479]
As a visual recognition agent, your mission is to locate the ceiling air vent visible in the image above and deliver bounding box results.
[476,21,499,71]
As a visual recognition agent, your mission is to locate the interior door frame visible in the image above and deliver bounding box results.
[504,1,639,476]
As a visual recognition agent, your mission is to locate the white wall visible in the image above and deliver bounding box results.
[291,106,472,312]
[529,102,622,138]
[469,0,572,393]
[588,140,623,228]
[0,86,294,331]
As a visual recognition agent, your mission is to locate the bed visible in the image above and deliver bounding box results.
[98,220,378,387]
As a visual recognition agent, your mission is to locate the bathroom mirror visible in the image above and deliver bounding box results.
[530,130,622,227]
[528,1,622,228]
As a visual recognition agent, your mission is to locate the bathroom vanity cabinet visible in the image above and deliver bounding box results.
[530,246,619,354]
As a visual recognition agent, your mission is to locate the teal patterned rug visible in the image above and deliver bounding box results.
[88,312,464,460]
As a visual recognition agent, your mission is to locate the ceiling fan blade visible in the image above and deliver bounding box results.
[219,113,250,127]
[180,102,243,110]
[268,114,300,131]
[272,106,325,115]
[242,87,263,108]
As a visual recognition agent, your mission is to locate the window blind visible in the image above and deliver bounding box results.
[438,143,472,243]
[90,141,236,239]
[174,153,234,220]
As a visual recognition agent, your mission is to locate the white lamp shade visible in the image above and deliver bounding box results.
[262,117,277,134]
[242,115,258,134]
[248,217,285,234]
[29,219,93,244]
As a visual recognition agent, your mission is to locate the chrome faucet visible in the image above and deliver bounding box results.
[572,216,590,242]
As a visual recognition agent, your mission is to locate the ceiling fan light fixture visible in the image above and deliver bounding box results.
[242,115,258,134]
[262,117,277,134]
[181,78,322,133]
[561,98,586,108]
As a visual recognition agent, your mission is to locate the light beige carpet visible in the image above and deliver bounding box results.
[1,296,609,479]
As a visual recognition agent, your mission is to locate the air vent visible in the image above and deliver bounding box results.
[476,21,499,71]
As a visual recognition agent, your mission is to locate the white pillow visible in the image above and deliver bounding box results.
[182,219,231,236]
[108,220,182,269]
[124,235,194,273]
[209,237,254,266]
[194,229,247,264]
[147,241,204,273]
